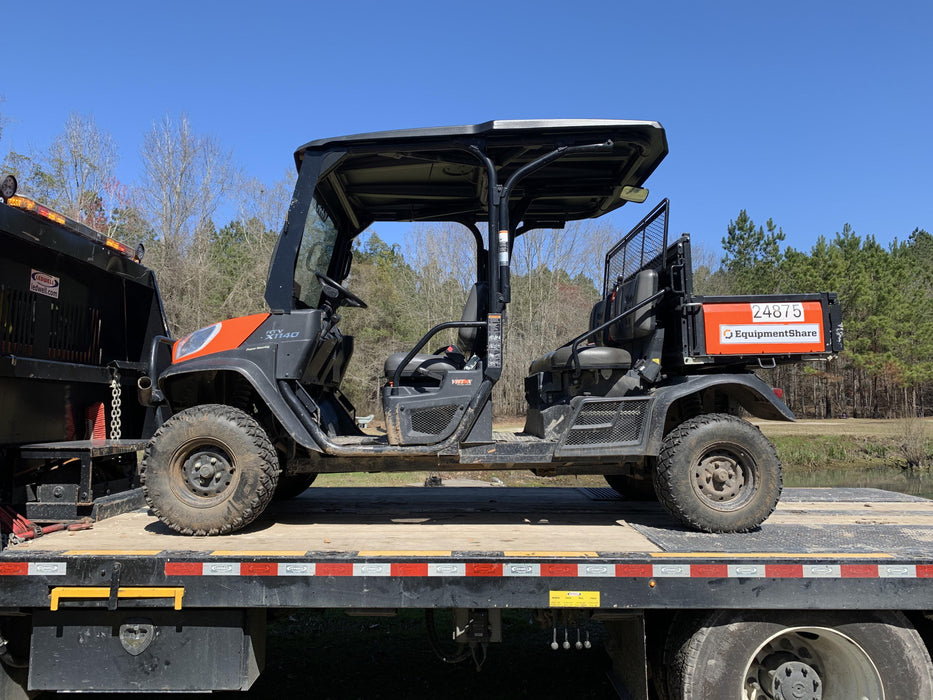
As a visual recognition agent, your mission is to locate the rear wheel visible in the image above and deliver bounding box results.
[604,474,656,501]
[665,610,933,699]
[653,413,781,532]
[141,404,279,535]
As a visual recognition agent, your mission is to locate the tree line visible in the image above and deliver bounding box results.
[1,110,929,420]
[717,212,933,419]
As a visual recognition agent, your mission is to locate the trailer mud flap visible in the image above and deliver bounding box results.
[603,614,648,700]
[28,608,264,692]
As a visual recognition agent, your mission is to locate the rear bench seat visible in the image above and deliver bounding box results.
[525,268,659,408]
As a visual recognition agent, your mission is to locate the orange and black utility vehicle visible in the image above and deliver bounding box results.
[140,120,842,536]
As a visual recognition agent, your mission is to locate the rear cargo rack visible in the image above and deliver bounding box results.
[603,198,669,294]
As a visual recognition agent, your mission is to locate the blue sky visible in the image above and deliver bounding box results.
[1,1,930,260]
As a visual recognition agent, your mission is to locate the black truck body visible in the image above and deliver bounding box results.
[0,183,169,525]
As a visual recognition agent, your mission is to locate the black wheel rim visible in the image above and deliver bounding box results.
[170,438,238,507]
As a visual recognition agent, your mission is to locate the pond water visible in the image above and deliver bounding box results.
[785,465,933,500]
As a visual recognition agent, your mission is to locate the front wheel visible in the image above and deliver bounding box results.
[141,404,279,535]
[273,472,318,500]
[653,413,781,532]
[665,610,933,699]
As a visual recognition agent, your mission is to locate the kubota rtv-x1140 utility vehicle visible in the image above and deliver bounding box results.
[139,120,842,535]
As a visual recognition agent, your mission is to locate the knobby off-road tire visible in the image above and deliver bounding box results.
[141,404,279,535]
[604,474,657,501]
[653,413,781,532]
[273,472,318,500]
[664,610,933,700]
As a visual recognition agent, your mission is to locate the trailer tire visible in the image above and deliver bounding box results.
[141,404,279,535]
[604,474,656,501]
[665,609,933,700]
[0,664,31,700]
[273,472,318,500]
[653,413,780,532]
[0,617,34,700]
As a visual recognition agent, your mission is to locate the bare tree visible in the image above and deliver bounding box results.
[403,222,478,342]
[138,113,235,248]
[209,172,296,320]
[136,114,237,335]
[46,113,118,224]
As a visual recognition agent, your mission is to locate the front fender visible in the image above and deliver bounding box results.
[158,356,320,451]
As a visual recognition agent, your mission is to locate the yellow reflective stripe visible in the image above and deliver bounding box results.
[357,551,452,557]
[504,551,599,558]
[209,551,306,556]
[64,550,163,556]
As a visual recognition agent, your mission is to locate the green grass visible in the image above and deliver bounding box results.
[769,434,864,471]
[763,427,933,473]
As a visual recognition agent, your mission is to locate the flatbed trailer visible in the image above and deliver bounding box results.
[2,485,932,698]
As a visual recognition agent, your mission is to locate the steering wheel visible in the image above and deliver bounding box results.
[314,271,368,309]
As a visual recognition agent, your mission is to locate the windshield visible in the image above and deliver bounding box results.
[294,197,339,308]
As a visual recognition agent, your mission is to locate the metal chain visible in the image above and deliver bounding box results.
[109,368,122,440]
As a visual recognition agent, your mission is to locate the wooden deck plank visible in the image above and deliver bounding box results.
[8,487,932,557]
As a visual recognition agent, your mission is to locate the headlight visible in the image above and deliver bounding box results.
[174,323,221,361]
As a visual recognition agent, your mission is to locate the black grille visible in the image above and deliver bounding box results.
[0,288,35,355]
[604,200,669,295]
[573,405,620,426]
[49,301,101,364]
[564,399,649,447]
[410,404,459,435]
[0,289,102,363]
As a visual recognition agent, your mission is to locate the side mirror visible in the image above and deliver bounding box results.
[620,186,649,203]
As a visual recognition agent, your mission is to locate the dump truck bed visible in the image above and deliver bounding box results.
[2,487,931,611]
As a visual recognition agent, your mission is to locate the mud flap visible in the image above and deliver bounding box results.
[28,608,264,692]
[603,614,648,700]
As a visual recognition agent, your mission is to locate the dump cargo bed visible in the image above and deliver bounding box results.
[2,487,931,611]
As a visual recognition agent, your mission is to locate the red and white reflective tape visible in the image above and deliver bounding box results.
[2,560,931,580]
[160,561,933,579]
[0,562,67,576]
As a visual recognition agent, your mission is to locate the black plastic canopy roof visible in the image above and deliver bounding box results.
[294,119,668,234]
